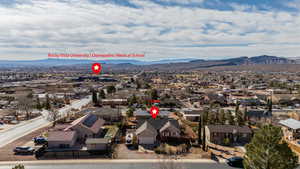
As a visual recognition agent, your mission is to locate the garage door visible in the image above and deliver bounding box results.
[139,137,155,144]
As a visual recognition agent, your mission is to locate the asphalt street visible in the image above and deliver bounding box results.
[0,96,92,148]
[0,162,237,169]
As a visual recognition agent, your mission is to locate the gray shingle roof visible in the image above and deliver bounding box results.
[206,125,252,134]
[136,121,157,136]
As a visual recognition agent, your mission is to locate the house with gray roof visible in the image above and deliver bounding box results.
[279,118,300,140]
[136,121,158,144]
[135,117,181,145]
[205,125,252,146]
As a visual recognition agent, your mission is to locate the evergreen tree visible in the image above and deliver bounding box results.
[99,89,106,99]
[226,110,235,125]
[136,80,141,89]
[267,98,273,112]
[198,112,202,145]
[107,85,116,94]
[244,125,298,169]
[215,110,220,124]
[92,89,98,106]
[207,110,215,125]
[126,107,135,117]
[149,89,159,100]
[45,94,51,110]
[128,94,138,106]
[219,109,226,125]
[244,106,248,123]
[235,101,240,114]
[236,110,245,126]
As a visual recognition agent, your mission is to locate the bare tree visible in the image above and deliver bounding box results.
[17,95,34,120]
[47,108,60,127]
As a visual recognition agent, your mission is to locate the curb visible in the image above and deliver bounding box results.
[0,159,219,165]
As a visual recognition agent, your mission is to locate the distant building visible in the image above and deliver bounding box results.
[245,109,272,124]
[101,99,128,106]
[179,108,202,122]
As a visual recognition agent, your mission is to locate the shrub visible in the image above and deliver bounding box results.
[154,143,188,155]
[12,165,25,169]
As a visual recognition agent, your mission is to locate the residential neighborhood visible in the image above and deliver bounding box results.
[1,0,300,168]
[1,66,300,169]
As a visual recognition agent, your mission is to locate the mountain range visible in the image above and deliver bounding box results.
[0,55,298,70]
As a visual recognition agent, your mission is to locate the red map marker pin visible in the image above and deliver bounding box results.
[92,63,102,74]
[150,106,159,119]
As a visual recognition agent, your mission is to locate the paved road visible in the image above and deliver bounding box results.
[0,96,91,148]
[0,161,236,169]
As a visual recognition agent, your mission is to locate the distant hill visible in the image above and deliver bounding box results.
[0,58,197,67]
[0,55,296,71]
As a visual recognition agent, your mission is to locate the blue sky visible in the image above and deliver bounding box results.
[0,0,300,61]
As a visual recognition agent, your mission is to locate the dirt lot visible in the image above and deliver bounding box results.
[0,126,50,161]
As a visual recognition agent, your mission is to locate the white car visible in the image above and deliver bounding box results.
[125,133,133,145]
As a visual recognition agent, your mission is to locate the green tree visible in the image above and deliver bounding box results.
[223,137,230,146]
[92,90,98,106]
[198,112,202,145]
[236,110,245,126]
[149,89,159,100]
[218,109,226,125]
[128,94,138,106]
[226,110,235,125]
[45,94,51,110]
[207,111,215,125]
[107,85,116,94]
[267,98,273,113]
[144,83,151,89]
[126,107,135,117]
[136,80,141,89]
[99,89,106,99]
[12,164,25,169]
[244,125,298,169]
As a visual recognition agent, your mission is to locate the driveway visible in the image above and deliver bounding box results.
[115,144,161,159]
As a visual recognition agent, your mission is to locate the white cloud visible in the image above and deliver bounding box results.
[0,0,299,61]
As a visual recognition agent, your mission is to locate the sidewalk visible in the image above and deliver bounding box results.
[0,116,43,134]
[0,159,218,165]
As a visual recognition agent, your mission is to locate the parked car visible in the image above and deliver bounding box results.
[125,133,133,145]
[33,137,47,145]
[13,146,35,154]
[227,156,244,168]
